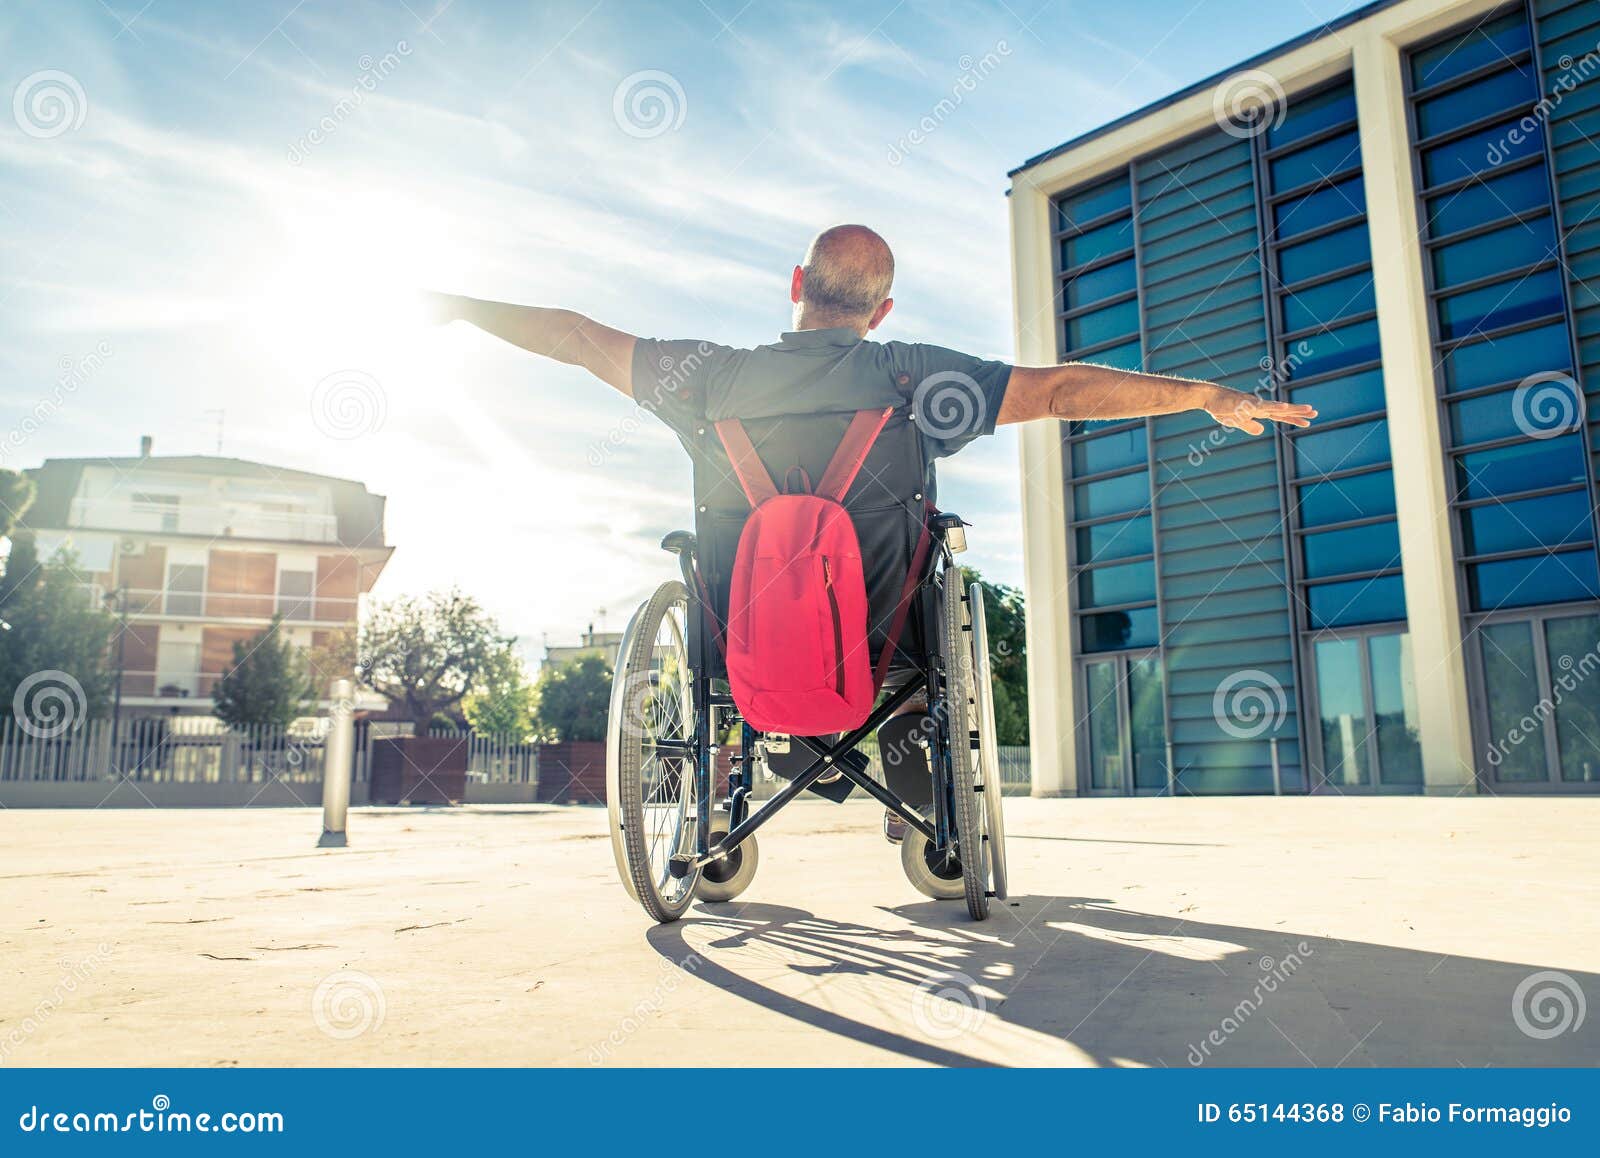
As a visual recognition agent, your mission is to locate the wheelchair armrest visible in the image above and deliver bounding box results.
[660,530,697,556]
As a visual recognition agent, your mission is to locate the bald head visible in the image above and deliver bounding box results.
[794,224,895,332]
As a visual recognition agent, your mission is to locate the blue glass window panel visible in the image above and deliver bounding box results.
[1278,223,1370,285]
[1288,318,1382,379]
[1268,84,1356,150]
[1269,129,1360,191]
[1460,489,1595,556]
[1308,573,1408,628]
[1079,559,1157,608]
[1467,548,1600,611]
[1068,298,1140,349]
[1082,338,1143,370]
[1436,268,1564,340]
[1072,425,1147,474]
[1449,378,1584,446]
[1455,434,1586,500]
[1432,216,1557,288]
[1128,658,1168,790]
[1409,12,1531,92]
[1302,520,1401,579]
[1293,418,1392,478]
[1481,620,1546,782]
[1426,166,1551,238]
[1296,468,1398,526]
[1281,273,1377,334]
[1059,179,1130,229]
[1065,257,1137,309]
[1061,218,1136,269]
[1544,616,1600,782]
[1082,605,1159,652]
[1315,637,1370,785]
[1368,633,1424,785]
[1085,660,1125,788]
[1440,321,1572,393]
[1273,177,1366,241]
[1074,469,1150,519]
[1422,118,1544,187]
[1414,66,1536,138]
[1289,367,1386,423]
[1077,515,1154,564]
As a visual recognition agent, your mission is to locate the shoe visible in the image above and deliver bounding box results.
[883,809,908,844]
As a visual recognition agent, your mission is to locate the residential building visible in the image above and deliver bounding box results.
[15,439,393,714]
[1008,0,1599,794]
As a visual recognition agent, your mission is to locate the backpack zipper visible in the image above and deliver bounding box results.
[822,557,845,697]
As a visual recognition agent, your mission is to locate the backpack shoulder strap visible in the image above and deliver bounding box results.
[815,407,894,503]
[713,418,779,508]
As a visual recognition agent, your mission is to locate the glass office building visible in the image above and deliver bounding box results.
[1009,0,1599,794]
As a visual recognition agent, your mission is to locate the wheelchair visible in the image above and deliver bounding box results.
[605,403,1009,923]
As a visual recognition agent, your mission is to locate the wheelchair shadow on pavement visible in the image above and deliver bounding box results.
[647,895,1600,1068]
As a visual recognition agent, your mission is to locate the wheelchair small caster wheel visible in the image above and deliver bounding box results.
[900,826,964,900]
[694,809,758,903]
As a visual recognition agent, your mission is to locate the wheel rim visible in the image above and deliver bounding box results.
[634,598,696,904]
[967,583,1008,901]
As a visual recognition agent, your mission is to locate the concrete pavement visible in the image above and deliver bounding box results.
[1,797,1595,1067]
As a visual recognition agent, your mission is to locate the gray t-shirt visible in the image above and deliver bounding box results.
[631,326,1012,465]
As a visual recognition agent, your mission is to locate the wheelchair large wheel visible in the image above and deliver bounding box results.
[966,583,1009,901]
[940,566,989,920]
[606,580,701,923]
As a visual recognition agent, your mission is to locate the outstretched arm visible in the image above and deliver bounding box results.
[423,292,637,397]
[996,363,1315,435]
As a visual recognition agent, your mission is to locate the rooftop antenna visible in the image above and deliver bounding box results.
[203,409,225,455]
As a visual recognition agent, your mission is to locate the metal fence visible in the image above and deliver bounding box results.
[0,717,540,788]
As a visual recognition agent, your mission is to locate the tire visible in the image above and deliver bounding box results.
[608,580,701,923]
[693,809,759,903]
[940,565,989,920]
[900,824,964,900]
[967,583,1009,901]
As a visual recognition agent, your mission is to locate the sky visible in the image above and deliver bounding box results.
[0,0,1363,662]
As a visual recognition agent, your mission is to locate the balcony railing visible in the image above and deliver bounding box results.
[86,585,358,624]
[69,498,339,543]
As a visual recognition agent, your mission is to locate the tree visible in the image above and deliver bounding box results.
[532,653,612,742]
[212,616,314,729]
[0,468,34,541]
[961,566,1029,746]
[0,545,117,731]
[463,644,538,740]
[357,589,509,724]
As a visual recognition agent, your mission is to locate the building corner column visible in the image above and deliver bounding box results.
[1010,180,1079,797]
[1352,32,1478,792]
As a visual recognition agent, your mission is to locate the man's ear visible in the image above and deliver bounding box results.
[790,266,804,305]
[866,297,894,332]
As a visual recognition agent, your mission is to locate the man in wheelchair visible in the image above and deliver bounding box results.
[424,226,1313,922]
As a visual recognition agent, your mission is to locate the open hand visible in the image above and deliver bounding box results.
[1204,387,1316,435]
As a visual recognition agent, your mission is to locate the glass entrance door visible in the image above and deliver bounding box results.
[1080,652,1168,794]
[1476,611,1600,787]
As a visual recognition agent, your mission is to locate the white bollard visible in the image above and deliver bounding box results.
[318,678,356,848]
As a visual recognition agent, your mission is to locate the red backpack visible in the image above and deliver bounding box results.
[714,407,907,736]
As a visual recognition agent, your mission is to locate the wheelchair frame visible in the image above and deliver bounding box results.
[654,520,969,894]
